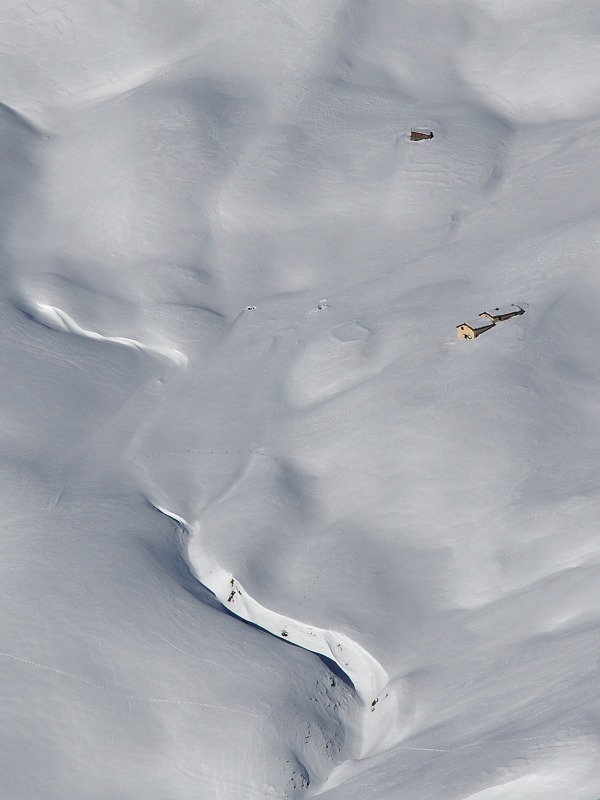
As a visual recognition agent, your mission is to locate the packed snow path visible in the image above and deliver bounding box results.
[153,504,398,761]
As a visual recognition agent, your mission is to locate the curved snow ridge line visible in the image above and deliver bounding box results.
[154,504,397,758]
[29,302,188,368]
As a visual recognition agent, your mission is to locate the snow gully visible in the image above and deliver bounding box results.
[151,503,400,765]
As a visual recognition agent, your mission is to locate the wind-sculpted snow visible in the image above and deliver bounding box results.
[153,504,399,764]
[22,300,187,369]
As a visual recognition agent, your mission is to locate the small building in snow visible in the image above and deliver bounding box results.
[410,128,434,141]
[479,305,524,323]
[456,318,495,339]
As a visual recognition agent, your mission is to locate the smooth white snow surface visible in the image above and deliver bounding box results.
[2,1,600,798]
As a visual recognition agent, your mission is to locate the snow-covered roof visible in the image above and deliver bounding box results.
[457,318,495,331]
[480,304,523,318]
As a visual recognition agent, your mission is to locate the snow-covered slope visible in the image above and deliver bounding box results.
[2,1,600,798]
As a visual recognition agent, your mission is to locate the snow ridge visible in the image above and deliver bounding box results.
[152,504,398,764]
[23,301,188,368]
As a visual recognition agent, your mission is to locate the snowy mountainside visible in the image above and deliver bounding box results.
[1,1,600,798]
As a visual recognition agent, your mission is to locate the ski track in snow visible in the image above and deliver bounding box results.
[0,650,263,718]
[152,503,400,769]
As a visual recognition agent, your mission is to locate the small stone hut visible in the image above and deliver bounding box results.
[456,318,495,339]
[410,128,434,141]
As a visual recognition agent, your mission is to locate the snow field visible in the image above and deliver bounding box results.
[2,0,600,798]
